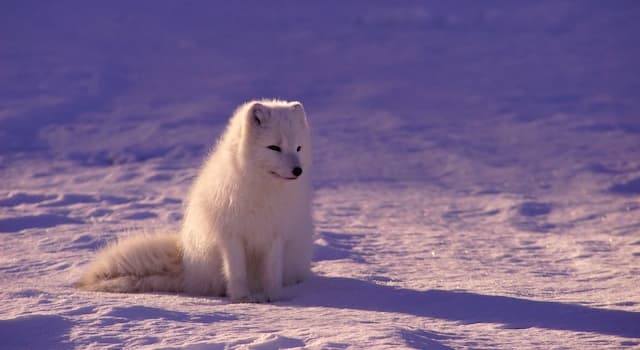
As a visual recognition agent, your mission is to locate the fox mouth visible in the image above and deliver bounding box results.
[270,171,297,180]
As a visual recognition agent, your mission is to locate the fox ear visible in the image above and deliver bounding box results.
[251,102,269,126]
[291,102,304,112]
[291,102,308,128]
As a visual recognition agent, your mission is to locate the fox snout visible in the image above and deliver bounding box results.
[292,167,303,177]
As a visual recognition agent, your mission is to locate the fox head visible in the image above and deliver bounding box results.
[240,100,311,182]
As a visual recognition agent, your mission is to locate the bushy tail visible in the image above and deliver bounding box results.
[78,233,183,293]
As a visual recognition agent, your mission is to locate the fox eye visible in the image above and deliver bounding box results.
[267,145,282,152]
[296,146,302,152]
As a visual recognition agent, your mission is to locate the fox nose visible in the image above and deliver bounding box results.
[292,167,303,177]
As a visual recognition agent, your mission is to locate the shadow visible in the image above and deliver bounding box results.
[104,305,237,324]
[517,202,553,217]
[0,193,57,207]
[0,214,84,233]
[510,201,557,233]
[609,177,640,196]
[290,276,640,339]
[511,220,557,234]
[0,314,73,350]
[398,328,456,350]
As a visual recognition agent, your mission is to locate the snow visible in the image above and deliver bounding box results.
[1,1,640,349]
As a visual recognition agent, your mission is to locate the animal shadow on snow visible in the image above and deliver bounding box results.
[291,276,640,339]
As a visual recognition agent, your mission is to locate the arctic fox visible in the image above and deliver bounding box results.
[79,99,314,302]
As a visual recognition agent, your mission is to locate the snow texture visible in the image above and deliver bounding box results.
[1,1,639,349]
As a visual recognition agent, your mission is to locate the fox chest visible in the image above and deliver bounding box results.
[221,197,293,240]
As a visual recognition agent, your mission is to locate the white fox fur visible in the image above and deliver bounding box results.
[78,99,314,302]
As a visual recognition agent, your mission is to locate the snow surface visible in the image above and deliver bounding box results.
[1,1,640,349]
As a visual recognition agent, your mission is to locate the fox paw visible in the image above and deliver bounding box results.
[229,291,282,304]
[229,293,266,304]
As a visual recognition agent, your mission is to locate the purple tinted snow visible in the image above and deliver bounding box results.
[0,214,83,233]
[104,306,237,323]
[292,276,640,339]
[0,315,73,350]
[609,177,640,196]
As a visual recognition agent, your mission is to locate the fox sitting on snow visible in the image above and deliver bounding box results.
[78,99,314,302]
